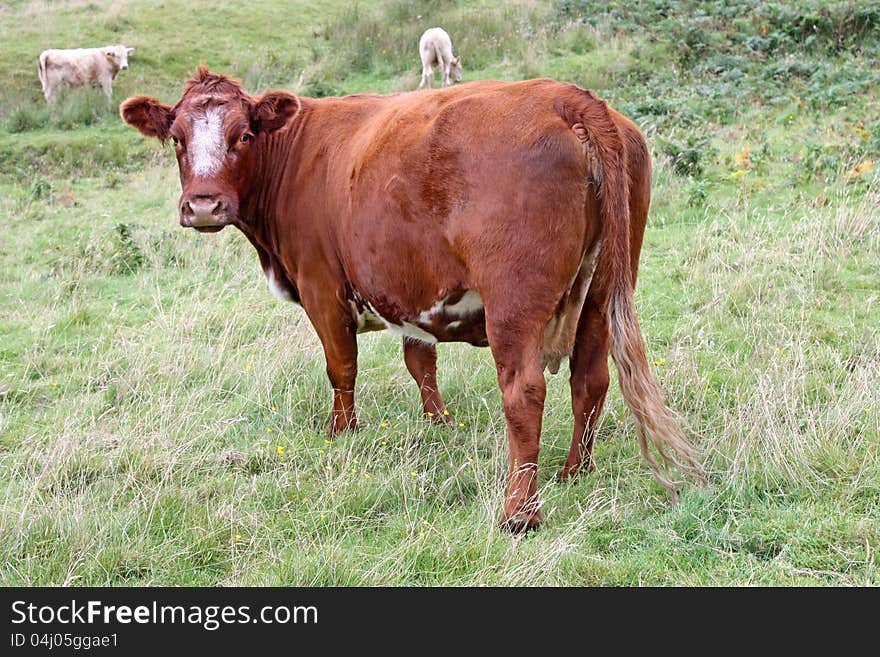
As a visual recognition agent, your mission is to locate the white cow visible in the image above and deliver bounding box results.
[418,28,462,89]
[38,45,134,103]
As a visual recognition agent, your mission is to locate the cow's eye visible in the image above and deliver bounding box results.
[240,133,253,143]
[171,136,179,146]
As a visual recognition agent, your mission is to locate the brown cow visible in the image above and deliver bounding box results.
[121,68,703,531]
[411,114,661,482]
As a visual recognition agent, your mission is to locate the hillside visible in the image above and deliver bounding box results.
[0,0,878,585]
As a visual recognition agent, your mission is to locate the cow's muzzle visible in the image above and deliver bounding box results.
[180,195,229,232]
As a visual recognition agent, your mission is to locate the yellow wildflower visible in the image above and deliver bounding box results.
[734,144,750,169]
[276,445,284,455]
[848,160,874,177]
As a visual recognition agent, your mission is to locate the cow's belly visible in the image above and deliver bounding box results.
[349,290,488,346]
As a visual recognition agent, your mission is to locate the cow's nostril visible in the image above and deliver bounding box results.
[181,201,194,216]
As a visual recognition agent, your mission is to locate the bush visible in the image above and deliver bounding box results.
[6,104,48,133]
[659,134,717,178]
[48,88,115,129]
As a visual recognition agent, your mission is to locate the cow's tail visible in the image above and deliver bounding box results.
[433,42,445,74]
[558,88,706,497]
[38,52,47,91]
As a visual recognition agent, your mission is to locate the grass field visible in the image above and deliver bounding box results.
[1,0,878,585]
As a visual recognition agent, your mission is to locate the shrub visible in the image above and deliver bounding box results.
[659,134,716,178]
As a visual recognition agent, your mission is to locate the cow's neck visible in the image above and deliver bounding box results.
[238,114,304,257]
[235,110,309,303]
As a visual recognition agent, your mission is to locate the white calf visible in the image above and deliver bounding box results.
[418,27,462,89]
[38,45,134,103]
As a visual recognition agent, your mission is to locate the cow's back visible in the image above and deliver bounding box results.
[295,79,597,318]
[40,47,108,85]
[419,27,453,62]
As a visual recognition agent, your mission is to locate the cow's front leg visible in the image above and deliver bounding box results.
[303,290,360,435]
[320,323,359,435]
[99,76,113,101]
[403,338,452,423]
[440,63,450,87]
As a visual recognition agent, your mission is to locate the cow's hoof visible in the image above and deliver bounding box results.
[427,410,454,425]
[501,509,542,534]
[328,418,359,436]
[558,460,596,483]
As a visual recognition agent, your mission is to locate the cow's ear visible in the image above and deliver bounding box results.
[126,47,135,55]
[120,95,174,141]
[252,91,300,134]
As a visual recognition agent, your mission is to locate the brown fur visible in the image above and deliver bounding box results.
[120,71,703,532]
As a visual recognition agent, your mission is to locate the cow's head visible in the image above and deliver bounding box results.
[120,67,300,232]
[106,45,134,71]
[449,57,463,83]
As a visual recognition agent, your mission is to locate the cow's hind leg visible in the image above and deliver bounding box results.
[403,339,451,423]
[561,293,610,480]
[483,304,551,533]
[419,65,433,89]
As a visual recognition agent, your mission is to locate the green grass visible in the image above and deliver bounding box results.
[0,0,878,585]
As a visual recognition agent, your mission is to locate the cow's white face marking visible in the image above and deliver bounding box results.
[190,106,225,177]
[266,267,292,302]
